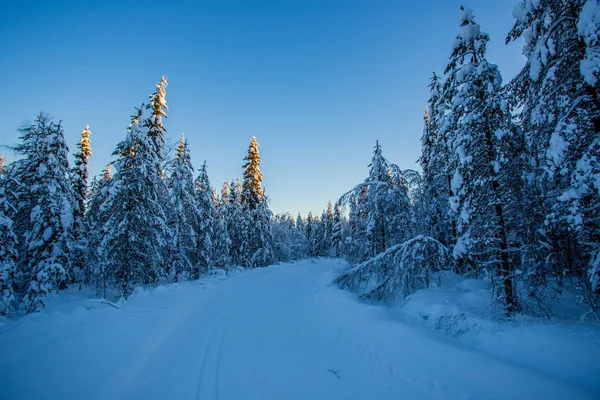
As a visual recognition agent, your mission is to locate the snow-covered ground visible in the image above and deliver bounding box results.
[1,259,599,400]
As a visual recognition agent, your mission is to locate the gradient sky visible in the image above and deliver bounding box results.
[0,0,525,217]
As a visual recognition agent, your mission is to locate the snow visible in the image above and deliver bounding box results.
[578,0,600,86]
[450,170,463,195]
[547,130,569,172]
[395,271,600,392]
[456,7,480,44]
[1,259,599,400]
[512,0,540,23]
[37,163,47,176]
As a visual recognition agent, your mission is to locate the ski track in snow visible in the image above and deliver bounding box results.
[0,259,598,400]
[196,316,227,400]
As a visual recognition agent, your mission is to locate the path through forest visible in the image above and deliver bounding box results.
[0,259,596,400]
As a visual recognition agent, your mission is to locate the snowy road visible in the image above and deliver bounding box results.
[0,259,597,400]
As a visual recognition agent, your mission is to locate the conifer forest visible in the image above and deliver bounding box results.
[1,2,600,399]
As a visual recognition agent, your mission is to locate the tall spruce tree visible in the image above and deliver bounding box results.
[447,8,521,313]
[0,171,17,315]
[70,125,92,282]
[305,212,315,257]
[320,201,334,256]
[195,161,215,272]
[241,137,273,267]
[241,137,264,209]
[10,114,74,312]
[419,73,454,248]
[507,0,600,309]
[331,202,343,257]
[144,76,169,172]
[85,164,112,286]
[213,182,232,268]
[168,135,200,280]
[345,141,411,259]
[97,107,170,296]
[227,179,247,266]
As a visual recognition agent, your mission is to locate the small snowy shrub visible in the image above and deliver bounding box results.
[335,235,451,304]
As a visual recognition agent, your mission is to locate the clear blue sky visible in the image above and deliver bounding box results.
[0,0,525,217]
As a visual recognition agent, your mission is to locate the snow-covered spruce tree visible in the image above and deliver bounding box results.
[167,135,200,281]
[241,137,273,268]
[318,201,334,256]
[340,141,412,262]
[97,107,171,297]
[296,213,305,234]
[331,202,343,257]
[507,0,600,309]
[445,8,523,313]
[575,0,600,312]
[0,172,18,315]
[84,164,112,286]
[9,114,75,312]
[144,76,168,172]
[212,181,232,268]
[271,212,308,262]
[364,141,390,257]
[194,161,215,273]
[70,125,92,282]
[312,214,325,256]
[578,0,600,91]
[241,137,264,209]
[438,20,483,273]
[418,73,455,248]
[143,77,172,243]
[305,211,316,256]
[226,179,248,267]
[250,192,274,267]
[344,188,368,263]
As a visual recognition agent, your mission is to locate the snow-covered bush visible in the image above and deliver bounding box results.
[335,235,451,304]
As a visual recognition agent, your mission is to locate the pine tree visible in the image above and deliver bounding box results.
[445,8,521,313]
[507,0,600,309]
[97,107,171,296]
[241,137,273,267]
[296,213,305,233]
[10,114,75,312]
[195,161,215,273]
[419,73,454,247]
[249,193,274,267]
[143,77,171,257]
[226,178,247,266]
[272,212,307,261]
[213,184,232,268]
[305,212,315,256]
[363,142,410,257]
[320,201,334,255]
[331,202,343,257]
[241,137,264,210]
[167,135,200,280]
[70,125,92,282]
[575,0,600,310]
[144,76,169,172]
[84,164,112,286]
[0,171,18,315]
